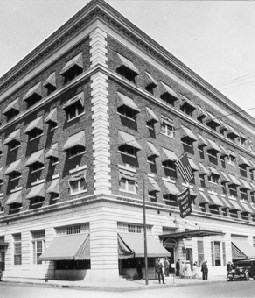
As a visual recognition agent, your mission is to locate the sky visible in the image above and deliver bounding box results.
[1,0,255,117]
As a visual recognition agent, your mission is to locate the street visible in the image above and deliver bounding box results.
[1,280,255,298]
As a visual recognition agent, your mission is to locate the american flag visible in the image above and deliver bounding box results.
[176,153,193,183]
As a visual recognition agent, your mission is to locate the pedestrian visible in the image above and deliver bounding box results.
[192,261,199,279]
[179,261,185,278]
[164,258,170,277]
[176,259,180,276]
[201,260,208,280]
[185,260,192,279]
[155,258,165,284]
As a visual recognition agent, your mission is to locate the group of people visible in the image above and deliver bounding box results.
[155,258,171,284]
[176,259,208,280]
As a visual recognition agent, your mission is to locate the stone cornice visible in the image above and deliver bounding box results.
[0,0,254,128]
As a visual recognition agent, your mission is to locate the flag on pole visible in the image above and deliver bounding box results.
[177,188,192,218]
[176,153,193,183]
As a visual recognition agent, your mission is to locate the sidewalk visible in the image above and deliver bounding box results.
[1,274,227,291]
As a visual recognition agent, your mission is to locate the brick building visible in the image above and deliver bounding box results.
[1,0,255,281]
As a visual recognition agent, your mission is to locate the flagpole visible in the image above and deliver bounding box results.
[143,177,149,285]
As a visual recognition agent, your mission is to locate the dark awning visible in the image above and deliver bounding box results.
[232,238,255,259]
[159,229,224,240]
[118,131,141,150]
[117,92,140,112]
[5,190,22,205]
[45,108,58,125]
[63,131,86,151]
[60,53,83,75]
[145,107,159,123]
[118,233,169,258]
[116,53,139,74]
[40,233,90,261]
[3,98,19,115]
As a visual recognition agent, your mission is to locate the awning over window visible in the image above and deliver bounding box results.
[69,170,86,183]
[240,202,254,213]
[219,145,229,157]
[220,196,232,209]
[145,72,157,87]
[44,72,56,88]
[45,108,58,125]
[118,234,134,259]
[63,92,84,109]
[240,179,252,190]
[180,96,196,110]
[60,53,83,75]
[239,155,250,167]
[0,140,3,153]
[162,148,178,161]
[220,172,230,182]
[197,106,207,118]
[250,161,255,170]
[3,98,19,115]
[227,149,237,158]
[197,134,207,146]
[228,174,241,186]
[3,129,20,145]
[208,193,223,206]
[160,81,179,99]
[116,53,139,74]
[229,199,242,211]
[199,163,209,175]
[163,180,179,195]
[226,124,239,138]
[24,116,43,134]
[198,191,211,204]
[117,92,140,112]
[118,233,169,258]
[119,168,136,181]
[0,168,3,181]
[218,120,228,131]
[180,126,198,141]
[232,242,247,260]
[118,131,141,150]
[40,233,90,261]
[232,238,255,259]
[63,131,86,151]
[148,176,160,192]
[5,190,22,205]
[5,159,22,175]
[208,167,220,176]
[46,179,59,194]
[161,116,173,126]
[25,150,44,167]
[26,183,45,199]
[160,229,224,240]
[45,143,59,160]
[206,111,221,125]
[145,107,159,123]
[188,159,199,171]
[207,139,221,152]
[147,142,160,157]
[24,82,42,101]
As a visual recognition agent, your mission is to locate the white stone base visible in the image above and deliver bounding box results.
[85,268,120,281]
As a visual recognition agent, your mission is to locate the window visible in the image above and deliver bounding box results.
[30,163,44,173]
[148,156,157,173]
[56,223,89,235]
[229,209,238,218]
[116,54,138,83]
[67,146,85,159]
[250,169,254,181]
[207,149,218,164]
[181,137,194,154]
[5,109,19,122]
[164,194,178,207]
[251,192,255,203]
[9,171,21,181]
[66,101,84,121]
[29,129,43,140]
[206,121,218,131]
[209,204,220,215]
[50,193,59,205]
[240,188,248,201]
[120,178,136,194]
[9,140,20,151]
[199,174,206,188]
[160,82,178,106]
[180,103,194,117]
[229,185,237,197]
[221,182,227,195]
[69,178,87,194]
[119,145,137,158]
[13,233,22,265]
[239,164,248,178]
[220,155,226,168]
[128,224,142,233]
[31,230,45,265]
[149,191,157,203]
[211,241,221,266]
[197,240,204,266]
[161,122,175,138]
[162,160,177,180]
[208,174,219,184]
[145,83,156,95]
[219,128,226,137]
[198,145,205,159]
[227,155,235,166]
[61,55,83,84]
[241,211,249,221]
[30,197,44,209]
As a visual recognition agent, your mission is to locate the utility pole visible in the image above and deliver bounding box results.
[143,178,149,285]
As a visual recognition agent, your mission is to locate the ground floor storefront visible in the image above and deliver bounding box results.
[1,198,255,281]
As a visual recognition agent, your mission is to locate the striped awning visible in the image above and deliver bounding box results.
[208,193,223,206]
[5,159,22,175]
[220,196,232,209]
[24,82,42,101]
[26,183,45,199]
[162,148,178,161]
[148,176,160,192]
[5,190,23,205]
[198,192,210,204]
[220,172,230,182]
[46,179,59,194]
[232,238,255,259]
[207,139,221,152]
[3,98,19,115]
[60,53,83,75]
[226,124,239,138]
[181,126,198,141]
[232,242,247,260]
[163,180,179,195]
[145,107,159,123]
[228,174,241,186]
[118,131,141,150]
[3,129,20,145]
[160,81,179,99]
[45,143,59,160]
[25,150,44,167]
[45,108,58,125]
[117,92,140,112]
[240,202,254,213]
[24,116,43,134]
[63,131,86,151]
[44,72,56,88]
[63,92,84,109]
[116,53,139,74]
[40,233,90,261]
[147,142,160,157]
[208,167,220,176]
[229,199,242,211]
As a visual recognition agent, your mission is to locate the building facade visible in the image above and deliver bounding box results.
[1,0,255,281]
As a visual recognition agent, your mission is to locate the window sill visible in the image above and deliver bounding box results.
[70,189,87,196]
[30,133,44,141]
[50,125,58,132]
[68,151,85,160]
[117,112,136,122]
[67,112,85,123]
[10,176,22,182]
[119,189,137,195]
[118,151,136,158]
[10,145,21,152]
[160,132,174,139]
[31,167,45,174]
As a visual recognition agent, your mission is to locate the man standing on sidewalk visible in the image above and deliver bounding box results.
[201,260,208,280]
[155,258,165,284]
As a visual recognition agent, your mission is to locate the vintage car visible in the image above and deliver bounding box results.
[227,259,255,281]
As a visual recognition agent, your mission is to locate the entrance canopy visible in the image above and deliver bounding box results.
[39,233,90,261]
[232,238,255,259]
[118,233,169,258]
[159,229,224,240]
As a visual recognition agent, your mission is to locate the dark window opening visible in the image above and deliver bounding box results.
[221,182,227,195]
[26,93,42,108]
[50,193,60,205]
[65,102,84,121]
[164,194,178,207]
[207,149,218,165]
[9,203,22,214]
[116,66,137,83]
[149,191,157,203]
[206,121,218,131]
[240,189,248,201]
[241,211,249,221]
[63,65,83,84]
[220,156,226,168]
[240,165,248,178]
[55,259,90,270]
[9,139,20,151]
[9,171,21,181]
[163,160,177,180]
[117,105,137,121]
[229,185,237,197]
[180,103,194,117]
[198,145,205,159]
[5,109,19,122]
[229,209,238,218]
[67,146,85,159]
[199,174,206,188]
[160,93,178,106]
[148,156,157,173]
[28,128,43,139]
[145,83,156,95]
[30,197,44,209]
[250,169,254,181]
[30,162,44,173]
[209,205,220,215]
[199,203,206,212]
[45,83,56,96]
[181,137,194,154]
